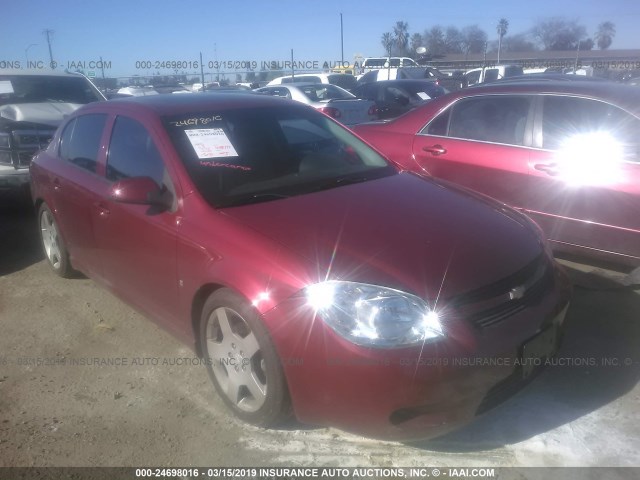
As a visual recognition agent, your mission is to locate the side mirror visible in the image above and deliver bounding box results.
[110,176,171,208]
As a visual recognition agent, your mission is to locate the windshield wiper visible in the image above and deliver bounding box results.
[220,192,290,208]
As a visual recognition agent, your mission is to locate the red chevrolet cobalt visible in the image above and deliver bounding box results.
[30,93,571,440]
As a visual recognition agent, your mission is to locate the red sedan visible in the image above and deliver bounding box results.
[30,93,571,440]
[353,81,640,270]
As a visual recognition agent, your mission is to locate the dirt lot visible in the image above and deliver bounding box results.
[1,197,639,469]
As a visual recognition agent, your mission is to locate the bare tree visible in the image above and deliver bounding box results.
[445,26,464,53]
[410,33,423,56]
[461,25,488,55]
[595,21,616,50]
[424,26,446,56]
[532,17,588,50]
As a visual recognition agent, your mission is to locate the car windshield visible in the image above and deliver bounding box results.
[163,105,395,208]
[298,84,354,101]
[402,82,447,99]
[0,75,104,106]
[398,68,430,80]
[328,74,357,91]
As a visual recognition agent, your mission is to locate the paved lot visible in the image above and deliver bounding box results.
[1,198,639,468]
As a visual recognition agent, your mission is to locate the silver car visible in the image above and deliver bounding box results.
[256,83,377,125]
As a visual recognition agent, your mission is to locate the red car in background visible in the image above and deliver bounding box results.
[353,81,640,269]
[30,93,570,440]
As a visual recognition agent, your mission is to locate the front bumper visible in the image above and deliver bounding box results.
[0,166,30,190]
[263,262,572,441]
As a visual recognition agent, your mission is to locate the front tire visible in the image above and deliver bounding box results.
[38,203,73,278]
[199,288,291,427]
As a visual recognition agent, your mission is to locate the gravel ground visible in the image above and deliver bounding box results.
[1,197,639,470]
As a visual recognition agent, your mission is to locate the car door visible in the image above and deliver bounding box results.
[526,94,640,261]
[50,113,109,277]
[92,114,182,327]
[412,94,534,209]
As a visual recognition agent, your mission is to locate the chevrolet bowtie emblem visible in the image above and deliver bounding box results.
[509,285,526,300]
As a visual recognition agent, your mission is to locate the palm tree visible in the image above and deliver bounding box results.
[595,21,616,50]
[393,21,409,56]
[381,32,393,56]
[496,18,509,63]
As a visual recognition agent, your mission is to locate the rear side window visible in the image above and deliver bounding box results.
[423,96,531,146]
[542,96,640,161]
[484,69,500,82]
[59,114,107,173]
[106,116,167,188]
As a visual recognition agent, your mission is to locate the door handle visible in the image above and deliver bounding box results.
[94,202,110,217]
[422,144,447,156]
[534,163,559,176]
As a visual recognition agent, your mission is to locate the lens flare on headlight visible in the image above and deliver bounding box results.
[305,281,445,347]
[306,281,336,310]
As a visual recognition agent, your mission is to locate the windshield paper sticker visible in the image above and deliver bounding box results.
[184,128,239,158]
[0,81,14,94]
[416,92,430,100]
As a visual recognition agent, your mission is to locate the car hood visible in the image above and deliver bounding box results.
[0,102,81,127]
[222,172,543,302]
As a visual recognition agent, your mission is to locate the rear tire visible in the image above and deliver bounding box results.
[199,288,292,427]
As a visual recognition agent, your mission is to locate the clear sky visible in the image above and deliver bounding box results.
[2,0,640,78]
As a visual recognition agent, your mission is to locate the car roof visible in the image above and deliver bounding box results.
[88,92,298,116]
[267,82,332,88]
[361,79,438,86]
[454,80,640,115]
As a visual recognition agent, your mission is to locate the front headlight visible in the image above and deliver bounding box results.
[305,281,443,348]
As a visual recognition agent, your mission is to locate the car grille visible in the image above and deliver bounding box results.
[448,253,553,329]
[0,130,54,169]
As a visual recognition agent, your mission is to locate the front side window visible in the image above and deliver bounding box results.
[542,96,640,161]
[424,96,531,146]
[163,105,395,207]
[59,114,107,172]
[106,116,167,188]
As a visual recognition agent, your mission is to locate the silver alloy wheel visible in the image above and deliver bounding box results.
[206,307,267,412]
[40,209,62,270]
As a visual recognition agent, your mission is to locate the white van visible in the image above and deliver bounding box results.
[361,57,418,72]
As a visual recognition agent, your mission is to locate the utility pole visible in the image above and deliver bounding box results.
[43,29,55,69]
[340,13,344,66]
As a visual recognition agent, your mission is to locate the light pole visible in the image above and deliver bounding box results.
[340,13,344,66]
[25,43,38,67]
